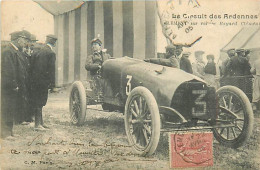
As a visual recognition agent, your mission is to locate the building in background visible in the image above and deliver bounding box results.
[35,1,157,86]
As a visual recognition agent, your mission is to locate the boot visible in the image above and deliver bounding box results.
[40,108,49,129]
[1,122,13,139]
[34,108,46,131]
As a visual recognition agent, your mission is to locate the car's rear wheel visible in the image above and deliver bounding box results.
[69,81,86,126]
[213,86,254,148]
[124,86,160,156]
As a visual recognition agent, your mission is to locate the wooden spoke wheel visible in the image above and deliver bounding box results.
[213,86,253,148]
[124,87,160,156]
[69,81,86,126]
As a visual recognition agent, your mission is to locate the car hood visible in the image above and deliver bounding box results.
[103,57,206,106]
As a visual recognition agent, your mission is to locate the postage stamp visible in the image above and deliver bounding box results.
[169,132,213,168]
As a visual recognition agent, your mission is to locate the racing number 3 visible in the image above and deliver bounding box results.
[192,90,207,116]
[126,75,132,95]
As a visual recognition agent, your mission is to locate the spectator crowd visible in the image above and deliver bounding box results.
[145,45,259,114]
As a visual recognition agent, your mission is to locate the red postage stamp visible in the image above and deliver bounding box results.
[169,132,213,168]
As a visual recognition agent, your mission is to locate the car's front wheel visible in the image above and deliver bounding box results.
[69,81,86,126]
[124,86,160,156]
[213,86,254,148]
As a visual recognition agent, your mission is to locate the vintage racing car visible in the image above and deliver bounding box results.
[69,57,254,156]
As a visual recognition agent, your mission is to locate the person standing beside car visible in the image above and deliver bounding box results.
[221,48,236,77]
[180,52,193,73]
[144,45,182,68]
[1,30,31,139]
[251,57,260,114]
[23,34,40,125]
[204,54,217,88]
[192,51,205,79]
[85,38,111,76]
[228,49,248,76]
[85,38,111,95]
[30,34,57,131]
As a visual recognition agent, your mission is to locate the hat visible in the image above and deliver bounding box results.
[165,44,176,50]
[30,34,38,42]
[46,34,58,40]
[20,30,31,40]
[10,30,31,41]
[182,52,191,57]
[195,51,205,57]
[206,54,215,60]
[10,31,20,41]
[227,48,235,55]
[245,49,251,55]
[236,48,245,53]
[227,48,235,53]
[174,44,184,49]
[91,38,102,46]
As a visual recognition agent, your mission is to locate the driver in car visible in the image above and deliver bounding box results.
[85,38,111,76]
[144,45,182,68]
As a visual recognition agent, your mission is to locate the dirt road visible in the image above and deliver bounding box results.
[1,88,260,169]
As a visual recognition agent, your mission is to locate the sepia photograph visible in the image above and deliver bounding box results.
[1,0,260,169]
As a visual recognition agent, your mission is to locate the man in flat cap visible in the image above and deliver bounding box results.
[192,51,205,79]
[180,52,193,73]
[30,34,57,131]
[144,45,181,68]
[1,30,31,139]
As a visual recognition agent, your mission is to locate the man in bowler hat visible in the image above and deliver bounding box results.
[30,34,57,131]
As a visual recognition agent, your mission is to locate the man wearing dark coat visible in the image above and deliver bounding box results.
[180,52,193,73]
[144,45,182,68]
[221,48,235,77]
[227,49,249,76]
[243,49,252,76]
[85,38,111,96]
[85,38,111,76]
[30,34,57,131]
[15,32,34,124]
[1,30,31,139]
[22,34,40,124]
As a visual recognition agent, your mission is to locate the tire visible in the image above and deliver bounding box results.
[213,86,254,148]
[69,81,87,126]
[124,86,161,156]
